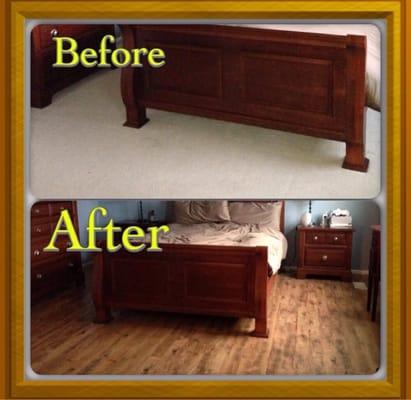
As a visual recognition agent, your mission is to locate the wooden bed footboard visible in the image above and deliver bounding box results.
[92,243,271,337]
[121,25,369,172]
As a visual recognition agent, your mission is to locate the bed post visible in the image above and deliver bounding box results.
[92,251,112,323]
[120,25,149,129]
[342,35,369,172]
[252,246,269,338]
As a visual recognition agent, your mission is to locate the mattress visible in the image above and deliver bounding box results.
[152,222,288,275]
[227,24,381,110]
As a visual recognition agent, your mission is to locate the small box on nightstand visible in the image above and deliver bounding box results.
[296,225,354,281]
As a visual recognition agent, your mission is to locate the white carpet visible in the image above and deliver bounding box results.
[30,69,381,199]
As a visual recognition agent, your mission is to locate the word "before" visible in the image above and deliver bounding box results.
[53,34,166,68]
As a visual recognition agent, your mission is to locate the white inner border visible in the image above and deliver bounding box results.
[25,18,387,382]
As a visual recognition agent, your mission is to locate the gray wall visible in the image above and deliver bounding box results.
[76,200,167,263]
[76,200,380,270]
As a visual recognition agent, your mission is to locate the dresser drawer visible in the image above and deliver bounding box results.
[49,201,73,216]
[30,201,83,301]
[305,248,346,268]
[31,237,73,266]
[31,213,74,240]
[305,231,325,244]
[31,203,50,218]
[31,248,69,267]
[31,261,72,299]
[32,235,73,249]
[38,25,99,49]
[31,221,52,238]
[324,232,347,245]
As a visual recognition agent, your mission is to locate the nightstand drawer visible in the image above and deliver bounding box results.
[305,248,346,268]
[305,231,325,244]
[325,232,347,245]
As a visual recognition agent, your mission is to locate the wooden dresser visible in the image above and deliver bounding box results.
[367,225,381,321]
[296,226,354,281]
[31,24,115,108]
[31,201,83,301]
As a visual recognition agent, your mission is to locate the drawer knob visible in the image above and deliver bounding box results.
[36,273,42,279]
[321,255,328,261]
[34,208,40,214]
[33,250,40,256]
[60,206,65,210]
[35,227,42,233]
[68,262,74,267]
[314,236,318,241]
[50,28,58,37]
[334,236,339,241]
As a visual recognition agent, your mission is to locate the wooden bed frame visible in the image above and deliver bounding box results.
[92,201,285,338]
[121,25,369,172]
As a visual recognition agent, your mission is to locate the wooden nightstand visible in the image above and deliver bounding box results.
[296,225,354,281]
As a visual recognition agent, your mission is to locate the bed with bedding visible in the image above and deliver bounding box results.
[120,24,381,172]
[92,201,286,337]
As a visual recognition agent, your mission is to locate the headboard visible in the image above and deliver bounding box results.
[228,200,285,234]
[167,200,285,233]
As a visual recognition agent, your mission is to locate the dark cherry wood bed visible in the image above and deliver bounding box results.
[120,25,369,172]
[92,201,285,338]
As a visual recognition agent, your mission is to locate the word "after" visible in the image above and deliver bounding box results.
[43,207,170,253]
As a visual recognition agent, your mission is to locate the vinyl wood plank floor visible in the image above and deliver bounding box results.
[31,273,379,375]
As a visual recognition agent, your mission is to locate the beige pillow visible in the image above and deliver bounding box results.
[173,201,231,224]
[229,201,283,230]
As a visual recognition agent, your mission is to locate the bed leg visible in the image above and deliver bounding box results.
[95,306,112,323]
[31,90,52,108]
[252,247,269,338]
[252,317,269,338]
[341,272,353,282]
[342,142,369,172]
[123,105,149,129]
[296,270,306,279]
[92,252,112,324]
[120,25,150,129]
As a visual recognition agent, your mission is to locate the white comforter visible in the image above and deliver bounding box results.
[152,222,287,275]
[228,24,381,109]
